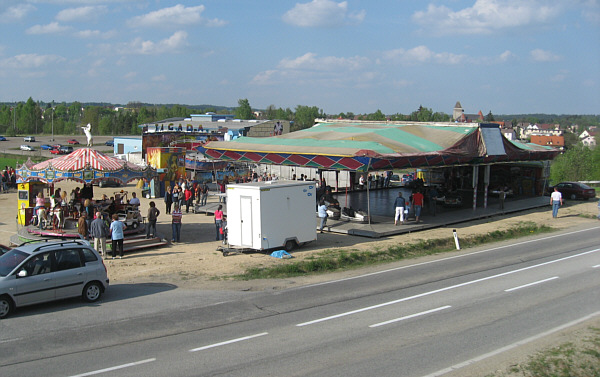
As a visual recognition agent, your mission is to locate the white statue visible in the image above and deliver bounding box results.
[82,123,93,146]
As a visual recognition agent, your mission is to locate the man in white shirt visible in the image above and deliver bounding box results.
[550,187,563,218]
[129,192,141,206]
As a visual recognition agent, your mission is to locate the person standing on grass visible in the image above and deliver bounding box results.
[110,213,126,259]
[171,203,182,243]
[146,201,160,238]
[550,187,563,218]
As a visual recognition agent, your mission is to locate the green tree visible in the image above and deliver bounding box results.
[550,144,598,183]
[365,109,386,121]
[235,98,254,120]
[293,105,323,131]
[485,111,495,121]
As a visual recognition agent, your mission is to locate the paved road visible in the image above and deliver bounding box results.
[0,225,598,376]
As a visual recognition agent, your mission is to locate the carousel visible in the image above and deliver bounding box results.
[16,148,158,240]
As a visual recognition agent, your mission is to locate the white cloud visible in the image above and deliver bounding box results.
[152,74,167,82]
[530,48,561,61]
[278,52,369,71]
[56,6,107,22]
[382,46,468,65]
[122,31,188,55]
[26,22,71,35]
[413,0,562,35]
[75,29,116,39]
[251,52,372,86]
[499,50,515,62]
[123,71,137,80]
[0,4,35,22]
[283,0,365,27]
[128,4,226,28]
[0,53,65,69]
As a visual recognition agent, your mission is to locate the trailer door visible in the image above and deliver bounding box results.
[240,196,253,247]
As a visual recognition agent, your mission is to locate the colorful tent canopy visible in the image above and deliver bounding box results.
[17,148,157,184]
[198,121,559,172]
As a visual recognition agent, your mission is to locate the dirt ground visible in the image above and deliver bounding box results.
[1,181,599,375]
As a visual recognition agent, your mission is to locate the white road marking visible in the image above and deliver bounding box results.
[370,305,451,328]
[593,264,600,268]
[296,227,600,290]
[421,311,600,377]
[504,276,559,292]
[297,248,599,327]
[68,358,155,377]
[189,332,268,352]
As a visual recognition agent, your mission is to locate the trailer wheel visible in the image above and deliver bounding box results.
[284,240,296,252]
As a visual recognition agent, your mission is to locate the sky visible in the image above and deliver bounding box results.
[0,0,599,116]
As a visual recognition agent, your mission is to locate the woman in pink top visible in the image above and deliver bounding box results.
[214,205,224,241]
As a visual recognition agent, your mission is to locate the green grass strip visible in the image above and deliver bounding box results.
[235,221,554,280]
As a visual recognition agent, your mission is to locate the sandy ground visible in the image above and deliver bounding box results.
[1,181,599,375]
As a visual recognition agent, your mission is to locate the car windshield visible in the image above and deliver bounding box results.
[0,249,29,277]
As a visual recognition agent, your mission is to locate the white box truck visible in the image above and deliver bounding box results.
[226,180,316,251]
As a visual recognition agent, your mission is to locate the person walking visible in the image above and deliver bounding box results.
[214,204,224,241]
[200,181,209,206]
[89,212,109,256]
[317,199,328,233]
[164,186,173,214]
[394,192,406,225]
[109,213,126,259]
[146,201,160,238]
[184,186,193,213]
[412,189,424,223]
[171,203,182,243]
[550,187,563,218]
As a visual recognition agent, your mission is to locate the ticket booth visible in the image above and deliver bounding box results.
[17,182,48,226]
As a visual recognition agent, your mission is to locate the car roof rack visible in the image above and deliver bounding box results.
[30,239,88,253]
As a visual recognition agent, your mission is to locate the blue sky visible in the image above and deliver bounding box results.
[1,0,599,116]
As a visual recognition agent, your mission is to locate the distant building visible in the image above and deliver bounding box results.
[452,101,484,122]
[530,135,565,150]
[579,130,597,148]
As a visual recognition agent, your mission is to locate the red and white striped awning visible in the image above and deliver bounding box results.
[32,148,132,171]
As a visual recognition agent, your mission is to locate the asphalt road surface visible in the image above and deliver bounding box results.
[0,225,599,376]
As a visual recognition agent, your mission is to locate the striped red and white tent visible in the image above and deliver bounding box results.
[17,148,157,185]
[32,148,133,171]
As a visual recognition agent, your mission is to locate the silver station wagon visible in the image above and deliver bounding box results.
[0,240,109,318]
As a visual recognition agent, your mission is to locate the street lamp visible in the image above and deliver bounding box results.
[51,108,55,142]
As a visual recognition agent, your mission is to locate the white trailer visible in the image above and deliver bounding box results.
[226,180,316,252]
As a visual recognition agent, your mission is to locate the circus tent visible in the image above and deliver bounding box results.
[17,148,157,185]
[198,121,560,172]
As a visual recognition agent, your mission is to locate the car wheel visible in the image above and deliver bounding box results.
[132,222,139,229]
[284,240,296,252]
[570,194,577,200]
[0,295,14,319]
[82,282,102,303]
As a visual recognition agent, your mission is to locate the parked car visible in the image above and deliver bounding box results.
[0,240,109,318]
[0,136,7,141]
[549,182,597,200]
[97,179,121,188]
[0,244,10,256]
[59,145,74,154]
[105,139,114,147]
[40,144,54,150]
[50,147,62,154]
[67,139,80,145]
[389,174,402,187]
[20,145,35,151]
[23,136,35,142]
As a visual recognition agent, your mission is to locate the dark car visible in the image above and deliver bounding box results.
[550,182,596,200]
[0,244,10,256]
[40,144,54,150]
[0,136,7,141]
[105,139,114,146]
[59,145,74,154]
[97,180,121,188]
